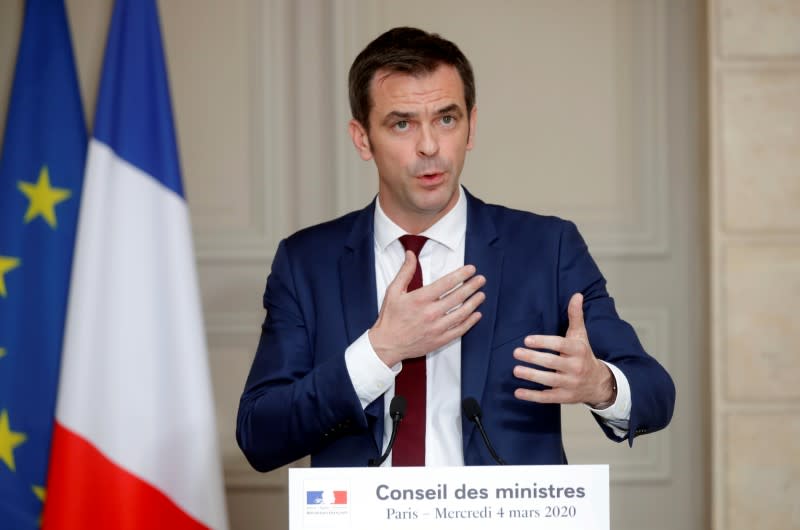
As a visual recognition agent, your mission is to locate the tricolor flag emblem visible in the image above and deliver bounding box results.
[306,490,348,505]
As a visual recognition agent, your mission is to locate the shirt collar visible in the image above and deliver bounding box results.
[374,186,467,252]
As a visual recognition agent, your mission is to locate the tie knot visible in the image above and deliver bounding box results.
[399,234,428,256]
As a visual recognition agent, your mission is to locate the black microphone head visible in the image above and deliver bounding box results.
[462,397,482,421]
[390,395,407,419]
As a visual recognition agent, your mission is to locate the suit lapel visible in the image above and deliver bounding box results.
[339,201,384,453]
[461,191,503,455]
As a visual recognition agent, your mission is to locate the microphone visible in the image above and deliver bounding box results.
[368,395,407,467]
[462,397,506,465]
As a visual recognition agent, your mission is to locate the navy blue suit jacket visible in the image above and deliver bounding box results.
[236,191,675,472]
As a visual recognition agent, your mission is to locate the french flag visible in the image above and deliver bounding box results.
[43,1,227,529]
[306,491,348,505]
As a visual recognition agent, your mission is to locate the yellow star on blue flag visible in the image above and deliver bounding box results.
[0,256,21,298]
[17,166,72,228]
[0,0,86,527]
[0,409,28,472]
[32,485,45,502]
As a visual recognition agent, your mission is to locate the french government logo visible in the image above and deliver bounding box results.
[303,481,351,527]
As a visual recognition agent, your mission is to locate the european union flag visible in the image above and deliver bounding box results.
[0,0,86,527]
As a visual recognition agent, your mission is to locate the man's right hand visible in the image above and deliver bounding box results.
[368,250,486,368]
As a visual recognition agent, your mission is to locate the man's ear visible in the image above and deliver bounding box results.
[466,105,477,151]
[349,119,373,161]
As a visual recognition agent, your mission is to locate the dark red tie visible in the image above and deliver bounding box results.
[392,234,428,466]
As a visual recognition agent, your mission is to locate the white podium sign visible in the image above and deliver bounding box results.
[289,465,608,529]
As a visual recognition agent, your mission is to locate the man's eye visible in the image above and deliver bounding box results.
[394,120,409,130]
[440,115,455,125]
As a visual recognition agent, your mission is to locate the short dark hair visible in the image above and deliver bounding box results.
[348,27,476,129]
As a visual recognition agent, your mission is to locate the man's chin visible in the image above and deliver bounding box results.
[412,188,459,215]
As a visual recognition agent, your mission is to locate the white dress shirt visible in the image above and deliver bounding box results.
[344,187,631,466]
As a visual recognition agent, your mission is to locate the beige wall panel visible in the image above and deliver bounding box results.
[723,244,800,401]
[162,0,293,260]
[66,0,114,126]
[726,413,800,530]
[228,488,288,530]
[720,70,800,233]
[161,0,254,233]
[199,261,267,335]
[718,0,800,59]
[207,338,258,476]
[711,0,800,526]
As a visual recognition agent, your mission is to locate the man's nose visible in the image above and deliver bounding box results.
[416,124,439,157]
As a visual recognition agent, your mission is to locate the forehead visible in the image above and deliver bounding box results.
[368,65,466,114]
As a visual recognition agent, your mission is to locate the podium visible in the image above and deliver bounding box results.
[289,465,609,529]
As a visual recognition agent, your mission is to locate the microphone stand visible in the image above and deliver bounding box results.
[462,397,506,465]
[368,395,406,467]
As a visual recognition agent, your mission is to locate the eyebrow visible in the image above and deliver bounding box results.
[380,104,465,126]
[435,104,463,117]
[382,111,416,126]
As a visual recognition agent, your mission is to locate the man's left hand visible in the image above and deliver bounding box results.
[512,293,616,408]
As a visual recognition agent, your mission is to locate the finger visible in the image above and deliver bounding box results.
[425,264,478,300]
[566,292,587,339]
[437,311,482,344]
[523,335,585,357]
[435,274,486,314]
[513,347,565,371]
[512,364,561,388]
[388,250,418,294]
[514,387,568,404]
[438,290,486,329]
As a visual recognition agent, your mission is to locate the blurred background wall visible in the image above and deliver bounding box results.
[708,1,800,529]
[0,1,796,529]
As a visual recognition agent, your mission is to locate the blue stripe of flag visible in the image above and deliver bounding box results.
[306,491,323,504]
[92,0,184,198]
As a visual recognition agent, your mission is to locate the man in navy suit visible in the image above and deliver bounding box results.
[237,27,675,472]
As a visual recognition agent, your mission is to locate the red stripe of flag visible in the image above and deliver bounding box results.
[43,423,209,530]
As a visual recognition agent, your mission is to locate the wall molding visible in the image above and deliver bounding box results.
[193,0,292,261]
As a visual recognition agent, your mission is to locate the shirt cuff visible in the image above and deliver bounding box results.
[588,361,631,438]
[344,331,400,409]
